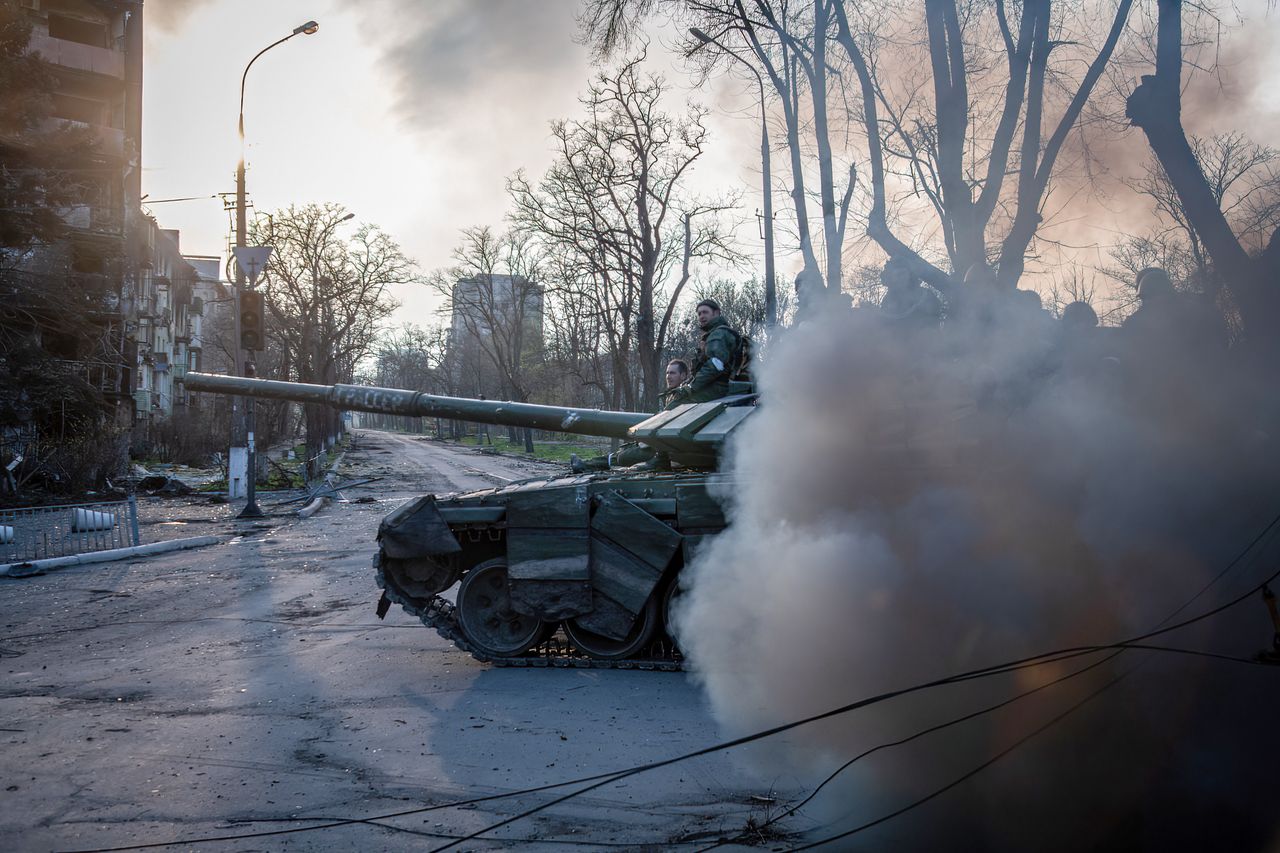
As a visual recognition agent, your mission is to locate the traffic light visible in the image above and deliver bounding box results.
[239,289,265,351]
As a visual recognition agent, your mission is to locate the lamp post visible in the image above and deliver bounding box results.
[231,19,319,519]
[690,27,776,328]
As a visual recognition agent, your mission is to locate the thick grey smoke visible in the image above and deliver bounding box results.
[363,0,588,132]
[145,0,215,32]
[675,290,1280,849]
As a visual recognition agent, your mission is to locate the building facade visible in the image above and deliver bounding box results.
[15,0,144,422]
[449,274,544,399]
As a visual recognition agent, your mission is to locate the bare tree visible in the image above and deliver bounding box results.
[1130,133,1280,294]
[250,204,410,470]
[509,53,737,408]
[586,0,1137,305]
[1125,0,1280,346]
[429,226,544,451]
[364,323,452,433]
[540,252,615,409]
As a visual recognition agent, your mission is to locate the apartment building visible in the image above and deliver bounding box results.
[449,274,545,398]
[14,0,144,423]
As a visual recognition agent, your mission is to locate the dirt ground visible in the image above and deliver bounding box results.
[0,430,806,852]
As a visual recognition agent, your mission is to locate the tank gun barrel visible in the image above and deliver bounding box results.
[180,373,647,440]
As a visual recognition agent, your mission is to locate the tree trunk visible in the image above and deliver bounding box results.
[1125,0,1277,339]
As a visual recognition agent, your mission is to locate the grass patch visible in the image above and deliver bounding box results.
[448,433,611,465]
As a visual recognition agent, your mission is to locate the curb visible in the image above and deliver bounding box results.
[3,535,223,578]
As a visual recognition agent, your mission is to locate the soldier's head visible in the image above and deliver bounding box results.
[1135,267,1174,303]
[1061,300,1098,333]
[665,359,690,389]
[696,298,722,328]
[963,262,1000,292]
[880,256,916,291]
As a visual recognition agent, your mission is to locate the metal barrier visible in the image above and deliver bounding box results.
[0,496,140,563]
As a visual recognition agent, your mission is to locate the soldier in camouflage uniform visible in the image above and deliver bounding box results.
[570,359,690,472]
[629,300,742,471]
[667,299,741,405]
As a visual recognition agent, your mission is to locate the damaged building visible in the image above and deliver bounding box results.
[1,0,228,489]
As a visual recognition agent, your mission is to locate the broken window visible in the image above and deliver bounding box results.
[47,14,109,49]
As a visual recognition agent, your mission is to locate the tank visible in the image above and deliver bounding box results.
[180,372,757,669]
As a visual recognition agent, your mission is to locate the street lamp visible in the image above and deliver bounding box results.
[231,20,319,519]
[237,20,318,277]
[690,27,776,328]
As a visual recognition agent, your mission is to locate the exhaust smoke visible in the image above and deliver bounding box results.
[676,295,1280,850]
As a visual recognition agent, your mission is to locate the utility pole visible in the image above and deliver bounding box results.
[228,20,319,514]
[690,27,777,328]
[232,247,272,518]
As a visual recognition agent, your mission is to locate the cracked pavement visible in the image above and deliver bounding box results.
[0,430,802,851]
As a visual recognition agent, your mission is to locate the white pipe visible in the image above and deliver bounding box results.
[298,496,328,519]
[72,508,116,531]
[4,535,221,577]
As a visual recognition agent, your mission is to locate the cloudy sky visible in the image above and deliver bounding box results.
[141,0,1280,327]
[141,0,757,325]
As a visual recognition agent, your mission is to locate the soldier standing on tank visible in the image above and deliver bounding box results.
[668,298,741,405]
[630,300,743,471]
[879,256,942,330]
[570,359,691,473]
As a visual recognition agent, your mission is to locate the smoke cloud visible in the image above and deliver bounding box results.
[144,0,216,32]
[676,290,1280,849]
[363,0,588,133]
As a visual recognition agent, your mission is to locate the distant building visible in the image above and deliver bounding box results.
[129,225,194,420]
[449,274,543,398]
[184,254,232,372]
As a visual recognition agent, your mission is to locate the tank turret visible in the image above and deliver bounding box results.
[179,371,757,668]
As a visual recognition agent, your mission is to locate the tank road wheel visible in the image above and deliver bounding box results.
[564,594,660,661]
[456,559,546,658]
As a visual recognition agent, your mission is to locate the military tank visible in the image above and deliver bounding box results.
[181,372,757,670]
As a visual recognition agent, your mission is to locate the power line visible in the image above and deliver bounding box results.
[426,511,1280,852]
[699,650,1127,851]
[784,670,1131,851]
[701,643,1273,851]
[63,510,1280,853]
[141,194,219,204]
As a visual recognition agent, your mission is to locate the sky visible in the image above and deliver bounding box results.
[141,0,1280,329]
[140,0,758,328]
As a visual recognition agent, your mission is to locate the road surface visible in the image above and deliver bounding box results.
[0,430,804,851]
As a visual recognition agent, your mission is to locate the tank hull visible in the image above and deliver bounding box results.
[176,371,755,666]
[375,470,730,666]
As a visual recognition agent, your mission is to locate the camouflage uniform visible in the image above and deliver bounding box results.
[574,393,682,471]
[680,315,740,404]
[571,317,738,472]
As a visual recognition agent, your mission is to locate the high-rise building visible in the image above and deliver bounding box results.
[12,0,145,423]
[449,273,545,398]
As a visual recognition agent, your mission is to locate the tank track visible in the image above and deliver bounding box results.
[375,560,684,672]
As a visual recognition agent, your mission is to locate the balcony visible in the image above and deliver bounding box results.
[40,119,126,159]
[57,359,126,396]
[28,31,125,79]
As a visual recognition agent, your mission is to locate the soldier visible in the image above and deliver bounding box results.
[879,256,942,330]
[630,302,741,471]
[570,359,690,473]
[668,298,741,405]
[1122,267,1227,355]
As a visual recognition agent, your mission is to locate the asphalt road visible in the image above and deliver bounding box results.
[0,431,803,852]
